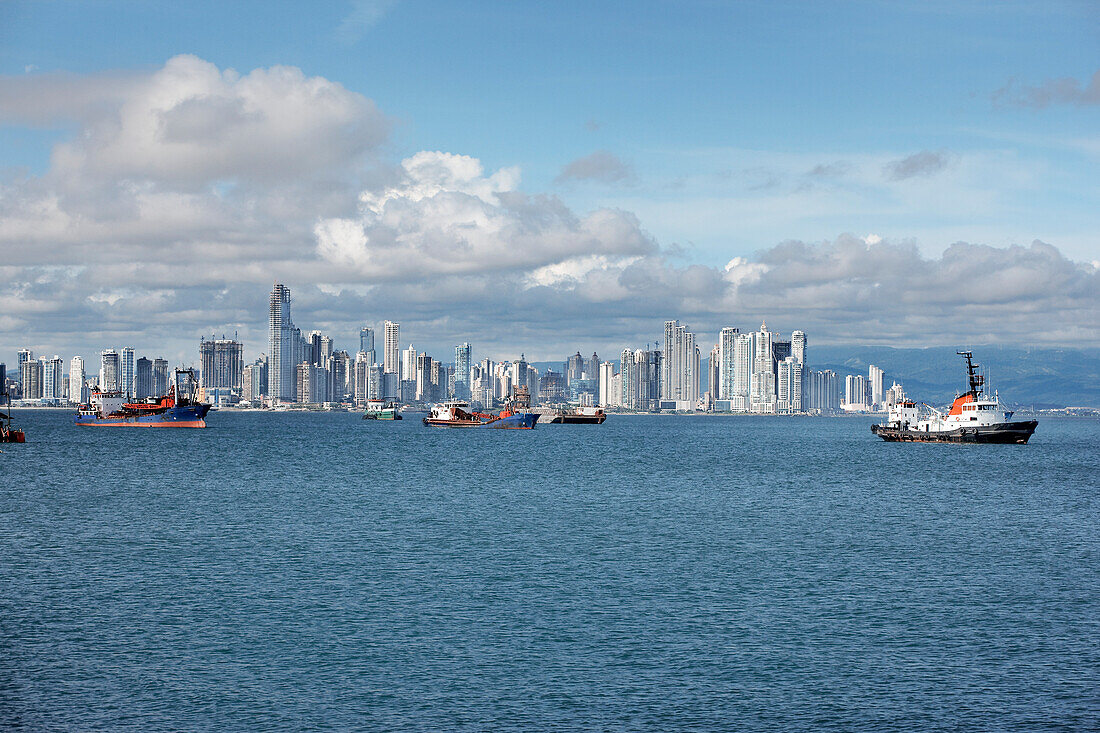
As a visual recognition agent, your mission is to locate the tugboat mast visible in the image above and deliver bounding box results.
[957,350,984,398]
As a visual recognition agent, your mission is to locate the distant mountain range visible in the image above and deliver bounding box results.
[807,346,1100,409]
[533,346,1100,409]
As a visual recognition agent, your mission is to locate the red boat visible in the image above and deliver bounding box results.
[1,393,24,443]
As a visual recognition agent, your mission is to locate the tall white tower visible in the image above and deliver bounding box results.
[69,356,86,404]
[383,321,400,374]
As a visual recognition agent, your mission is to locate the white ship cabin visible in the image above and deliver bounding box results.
[886,392,1012,433]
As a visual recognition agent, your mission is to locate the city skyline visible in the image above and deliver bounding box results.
[0,2,1096,362]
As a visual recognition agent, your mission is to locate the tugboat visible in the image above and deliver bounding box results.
[75,369,211,428]
[1,391,25,443]
[423,387,537,429]
[871,351,1037,444]
[362,399,402,420]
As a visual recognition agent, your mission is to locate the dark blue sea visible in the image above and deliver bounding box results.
[2,410,1098,731]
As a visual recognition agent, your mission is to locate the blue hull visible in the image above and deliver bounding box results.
[485,413,538,429]
[75,404,211,427]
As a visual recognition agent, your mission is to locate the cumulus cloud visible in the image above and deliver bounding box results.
[555,150,634,184]
[315,150,655,279]
[883,150,953,181]
[993,70,1100,109]
[0,56,1097,362]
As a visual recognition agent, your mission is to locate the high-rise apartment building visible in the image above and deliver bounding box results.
[153,358,169,397]
[383,321,400,374]
[120,347,135,395]
[454,343,472,400]
[566,352,584,384]
[21,358,43,400]
[868,365,884,409]
[200,336,243,391]
[270,282,302,403]
[69,356,86,404]
[41,356,63,402]
[135,357,153,398]
[329,350,349,402]
[662,320,699,403]
[598,360,616,407]
[750,322,776,413]
[100,349,120,392]
[359,327,376,365]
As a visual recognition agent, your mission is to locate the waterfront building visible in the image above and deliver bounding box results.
[200,336,243,391]
[708,343,720,399]
[750,323,776,413]
[41,355,63,403]
[120,347,135,396]
[296,362,328,404]
[717,328,739,400]
[454,343,472,400]
[662,320,699,403]
[383,321,400,374]
[153,358,169,397]
[586,353,600,381]
[21,358,43,400]
[368,364,384,402]
[329,350,350,402]
[69,356,86,404]
[869,364,884,409]
[622,347,662,410]
[805,369,841,412]
[598,360,616,407]
[539,369,566,403]
[135,357,153,399]
[777,356,802,413]
[359,327,376,364]
[270,282,302,403]
[100,349,120,393]
[242,363,256,403]
[565,352,584,384]
[845,374,869,409]
[401,344,417,382]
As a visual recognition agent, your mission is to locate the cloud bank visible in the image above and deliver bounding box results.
[0,56,1096,362]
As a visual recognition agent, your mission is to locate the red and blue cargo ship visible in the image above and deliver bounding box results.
[75,369,210,428]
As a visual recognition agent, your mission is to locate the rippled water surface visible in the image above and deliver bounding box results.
[2,411,1098,731]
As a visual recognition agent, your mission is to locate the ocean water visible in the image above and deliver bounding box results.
[2,410,1097,731]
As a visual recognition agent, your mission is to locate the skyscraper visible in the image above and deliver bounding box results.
[402,344,417,381]
[200,336,244,391]
[153,358,169,397]
[598,361,616,407]
[454,342,472,400]
[21,358,43,400]
[717,327,739,400]
[42,356,63,402]
[120,347,135,396]
[135,357,153,398]
[384,321,400,374]
[100,349,120,392]
[360,327,376,364]
[566,352,584,384]
[869,365,884,409]
[750,322,776,413]
[69,356,86,404]
[270,282,297,402]
[662,320,699,403]
[708,343,720,398]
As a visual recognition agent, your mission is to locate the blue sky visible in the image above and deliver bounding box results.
[0,1,1097,361]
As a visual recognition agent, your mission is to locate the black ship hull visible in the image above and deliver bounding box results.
[549,414,607,424]
[871,420,1037,444]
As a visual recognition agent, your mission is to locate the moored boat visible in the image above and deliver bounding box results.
[423,394,537,430]
[1,392,25,443]
[75,369,211,428]
[871,351,1037,444]
[362,399,402,420]
[548,406,607,424]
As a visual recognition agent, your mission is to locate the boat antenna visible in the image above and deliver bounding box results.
[957,350,983,397]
